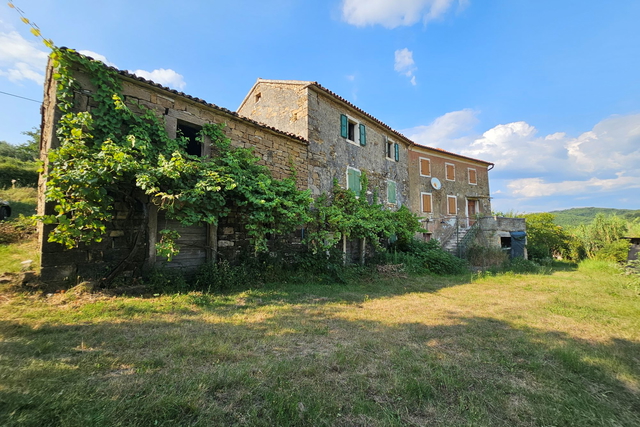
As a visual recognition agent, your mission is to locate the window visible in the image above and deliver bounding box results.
[419,157,431,177]
[384,138,399,161]
[447,195,457,215]
[385,137,393,159]
[177,121,202,156]
[421,193,432,214]
[255,92,261,103]
[347,167,361,196]
[340,114,366,146]
[445,163,455,181]
[468,168,477,185]
[387,180,397,204]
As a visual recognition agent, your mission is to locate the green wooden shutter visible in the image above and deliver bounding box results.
[347,169,361,196]
[359,124,366,146]
[387,181,397,204]
[394,143,399,161]
[340,114,348,138]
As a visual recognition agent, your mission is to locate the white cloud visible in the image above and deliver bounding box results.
[565,114,640,173]
[132,68,186,90]
[342,0,467,28]
[508,174,640,198]
[403,108,479,148]
[0,28,48,84]
[404,110,640,206]
[78,50,117,67]
[394,48,417,85]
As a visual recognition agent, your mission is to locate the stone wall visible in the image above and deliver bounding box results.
[306,88,410,205]
[237,80,310,140]
[408,147,492,226]
[39,59,309,284]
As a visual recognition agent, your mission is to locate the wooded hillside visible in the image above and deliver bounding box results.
[551,207,640,228]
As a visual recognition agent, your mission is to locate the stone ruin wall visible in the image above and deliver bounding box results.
[39,61,310,284]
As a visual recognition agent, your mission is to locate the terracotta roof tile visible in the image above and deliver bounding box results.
[304,82,493,166]
[59,48,308,145]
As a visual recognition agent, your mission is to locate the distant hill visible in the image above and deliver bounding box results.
[550,208,640,228]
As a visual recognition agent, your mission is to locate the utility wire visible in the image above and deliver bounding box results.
[0,90,42,104]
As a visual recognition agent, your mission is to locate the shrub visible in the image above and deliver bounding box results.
[503,257,549,274]
[594,240,631,263]
[466,245,508,267]
[389,239,468,275]
[194,260,255,293]
[0,156,38,188]
[144,267,190,294]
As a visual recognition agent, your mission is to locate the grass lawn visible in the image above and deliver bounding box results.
[0,261,638,426]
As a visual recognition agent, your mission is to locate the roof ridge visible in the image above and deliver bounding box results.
[58,48,308,145]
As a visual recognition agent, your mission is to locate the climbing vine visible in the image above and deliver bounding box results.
[43,48,312,260]
[304,175,423,254]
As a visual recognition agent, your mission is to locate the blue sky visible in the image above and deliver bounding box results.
[1,0,639,213]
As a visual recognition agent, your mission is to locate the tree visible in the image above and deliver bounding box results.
[524,213,570,260]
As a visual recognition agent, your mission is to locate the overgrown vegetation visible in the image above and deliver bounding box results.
[38,47,423,282]
[1,260,638,426]
[524,212,634,264]
[0,128,40,188]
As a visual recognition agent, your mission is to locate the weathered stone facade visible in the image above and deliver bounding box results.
[39,57,308,283]
[238,79,410,207]
[39,53,524,283]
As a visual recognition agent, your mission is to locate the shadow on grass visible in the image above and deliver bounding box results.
[1,303,638,427]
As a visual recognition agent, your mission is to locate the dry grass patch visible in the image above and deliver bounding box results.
[0,262,639,426]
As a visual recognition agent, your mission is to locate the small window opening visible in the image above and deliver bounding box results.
[386,140,393,159]
[347,121,356,141]
[177,121,202,156]
[255,92,261,103]
[501,237,512,249]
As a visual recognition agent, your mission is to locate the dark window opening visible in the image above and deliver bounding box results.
[177,121,202,156]
[501,237,511,248]
[347,122,356,141]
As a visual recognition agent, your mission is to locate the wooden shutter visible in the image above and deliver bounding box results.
[421,193,432,213]
[446,164,455,181]
[468,168,477,184]
[448,196,457,215]
[394,143,399,161]
[420,158,430,176]
[340,114,348,138]
[347,169,361,196]
[387,181,397,204]
[359,124,366,146]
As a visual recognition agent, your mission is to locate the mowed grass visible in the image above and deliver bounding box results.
[0,261,638,426]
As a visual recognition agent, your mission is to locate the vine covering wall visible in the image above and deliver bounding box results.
[39,48,422,283]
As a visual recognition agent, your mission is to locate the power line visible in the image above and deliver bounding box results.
[0,90,42,104]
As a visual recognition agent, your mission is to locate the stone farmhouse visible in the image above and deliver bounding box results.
[38,51,524,283]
